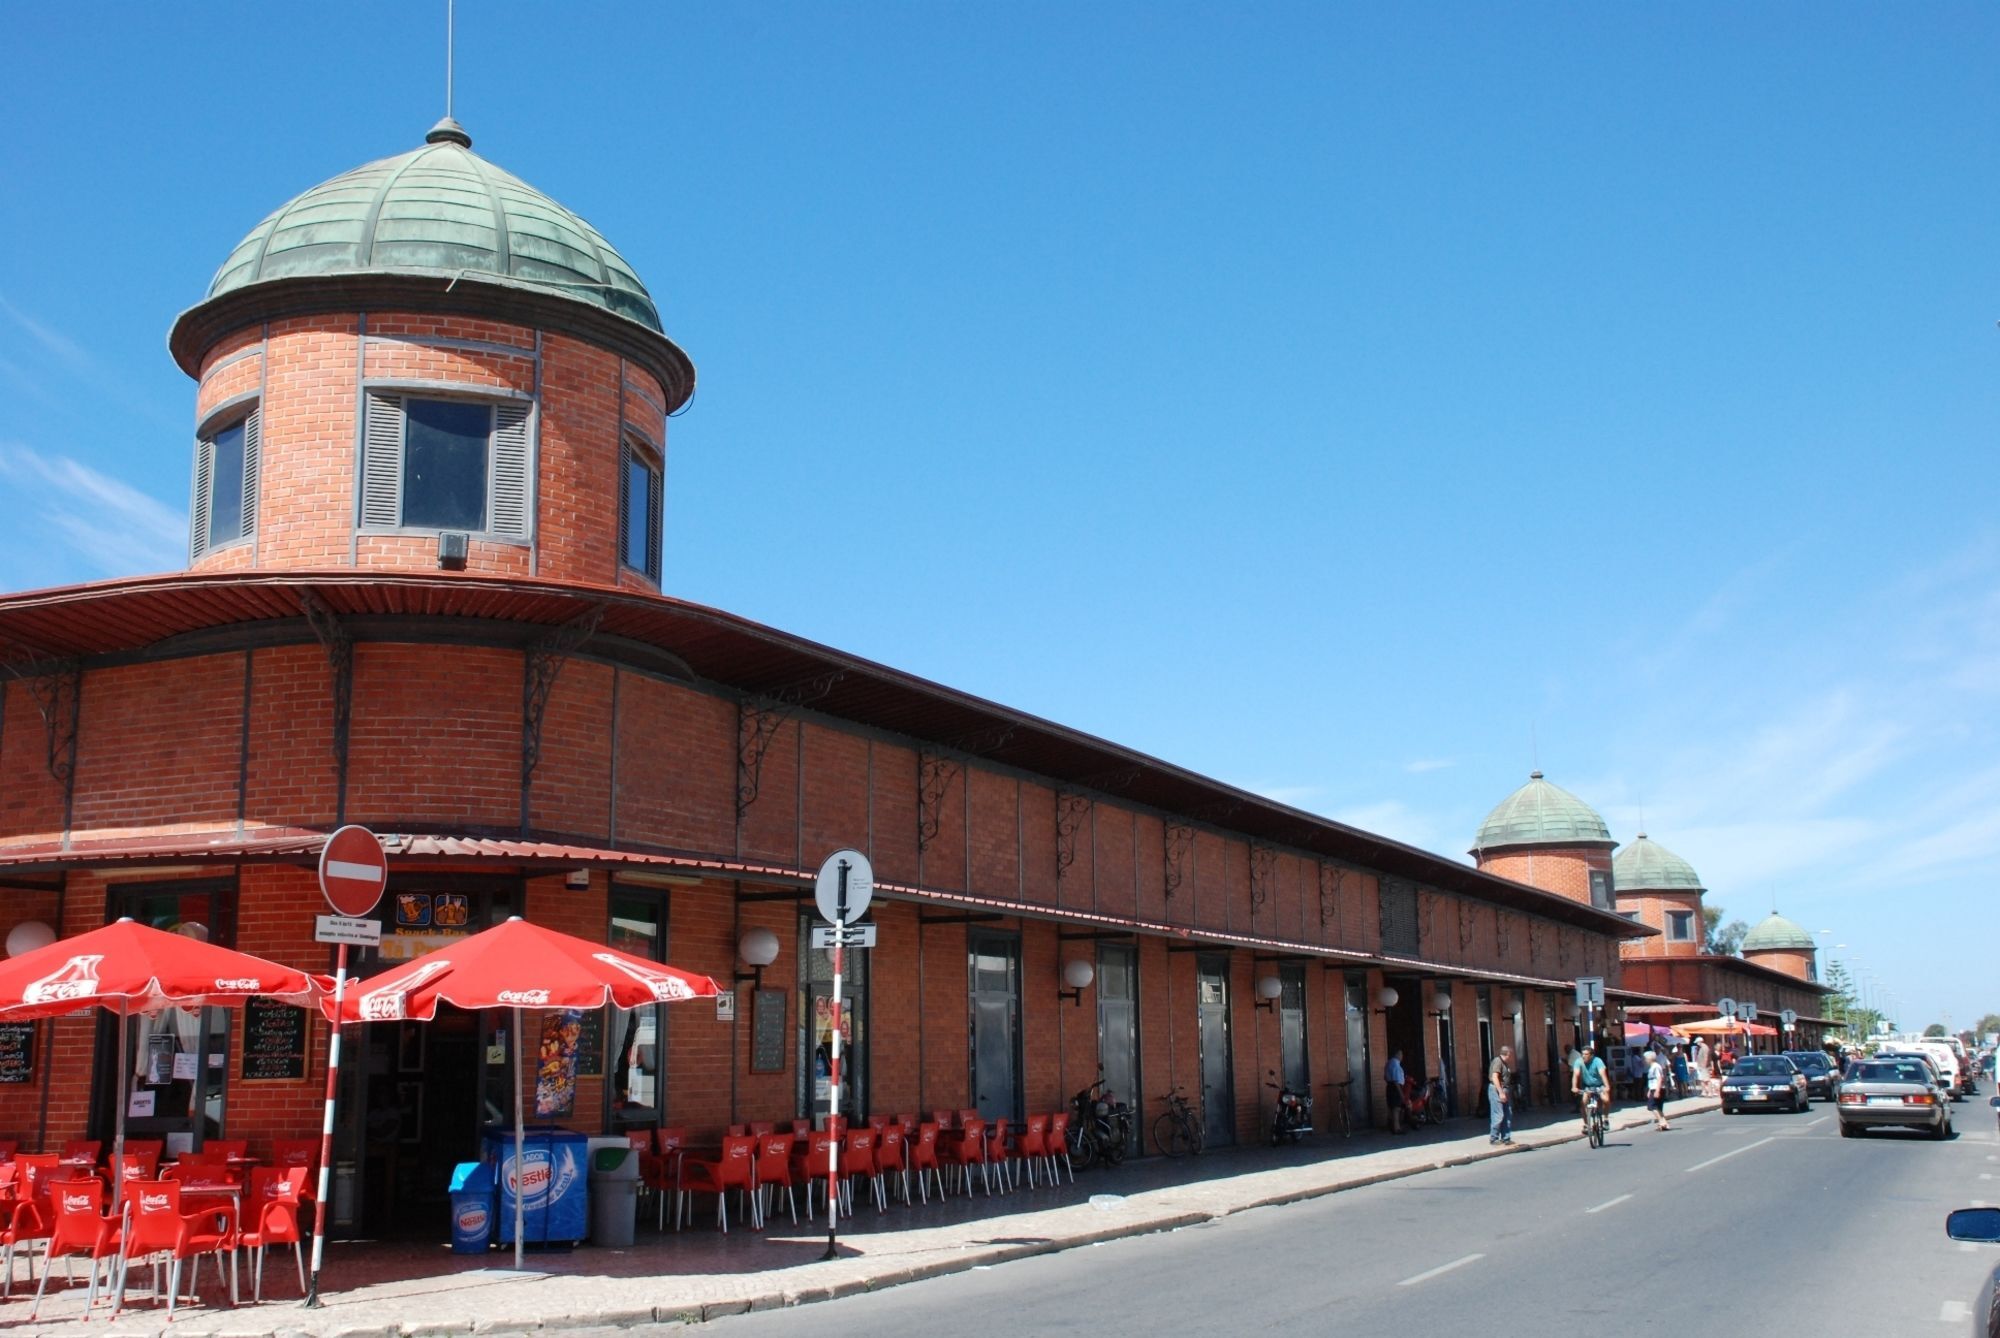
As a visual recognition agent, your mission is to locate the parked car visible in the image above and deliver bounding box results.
[1720,1054,1809,1113]
[1783,1050,1839,1101]
[1942,1207,2000,1336]
[1837,1057,1953,1138]
[1880,1042,1965,1098]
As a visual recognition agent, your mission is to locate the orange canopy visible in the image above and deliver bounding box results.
[1670,1017,1778,1037]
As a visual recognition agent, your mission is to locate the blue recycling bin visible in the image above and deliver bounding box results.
[485,1128,589,1246]
[448,1162,494,1254]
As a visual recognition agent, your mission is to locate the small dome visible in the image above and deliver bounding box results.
[1611,834,1704,893]
[1472,771,1613,851]
[1742,913,1816,953]
[203,122,661,332]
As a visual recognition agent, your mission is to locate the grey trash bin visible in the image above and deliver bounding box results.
[589,1145,639,1247]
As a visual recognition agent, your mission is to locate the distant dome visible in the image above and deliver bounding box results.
[201,120,662,332]
[1742,913,1815,953]
[1472,771,1613,851]
[1611,834,1704,892]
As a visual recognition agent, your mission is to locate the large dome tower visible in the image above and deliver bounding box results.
[1470,771,1618,910]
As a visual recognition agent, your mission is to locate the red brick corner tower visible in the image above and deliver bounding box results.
[1470,771,1618,910]
[1610,833,1705,959]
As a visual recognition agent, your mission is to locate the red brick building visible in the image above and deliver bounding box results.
[0,121,1649,1235]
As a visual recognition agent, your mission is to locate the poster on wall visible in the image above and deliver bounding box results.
[535,1009,583,1117]
[0,1022,35,1084]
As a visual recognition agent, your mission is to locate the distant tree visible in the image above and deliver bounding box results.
[1975,1013,2000,1039]
[1702,906,1748,956]
[1924,1023,1948,1038]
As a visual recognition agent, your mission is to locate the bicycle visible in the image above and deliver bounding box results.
[1153,1087,1205,1157]
[1322,1079,1353,1138]
[1580,1089,1607,1149]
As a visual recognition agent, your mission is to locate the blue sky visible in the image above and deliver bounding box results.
[3,4,1996,1030]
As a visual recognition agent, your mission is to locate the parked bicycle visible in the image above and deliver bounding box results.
[1322,1079,1353,1138]
[1154,1086,1205,1158]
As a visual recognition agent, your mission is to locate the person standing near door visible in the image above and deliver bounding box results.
[1488,1046,1514,1145]
[1385,1049,1407,1134]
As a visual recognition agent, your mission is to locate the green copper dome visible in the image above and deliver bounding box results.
[1611,833,1704,892]
[204,119,661,333]
[1472,771,1613,851]
[1741,912,1816,953]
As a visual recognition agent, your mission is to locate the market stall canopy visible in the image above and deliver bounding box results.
[1669,1017,1778,1038]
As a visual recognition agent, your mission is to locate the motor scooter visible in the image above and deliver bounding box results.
[1402,1075,1448,1127]
[1266,1070,1314,1145]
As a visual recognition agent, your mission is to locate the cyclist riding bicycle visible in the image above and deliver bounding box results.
[1573,1041,1610,1129]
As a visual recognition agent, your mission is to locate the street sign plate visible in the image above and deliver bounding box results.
[810,924,878,950]
[715,992,736,1022]
[1780,1008,1797,1027]
[315,914,382,946]
[1739,1002,1759,1021]
[1717,996,1737,1019]
[1574,976,1604,1008]
[319,825,388,917]
[814,849,875,924]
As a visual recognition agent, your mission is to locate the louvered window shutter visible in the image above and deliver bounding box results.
[490,402,531,540]
[361,392,404,527]
[240,407,261,539]
[189,438,214,561]
[645,458,663,580]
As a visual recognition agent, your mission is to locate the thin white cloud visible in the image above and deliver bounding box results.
[0,294,179,429]
[1403,757,1455,774]
[0,441,186,578]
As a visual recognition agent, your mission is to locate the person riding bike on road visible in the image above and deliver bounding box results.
[1573,1041,1610,1130]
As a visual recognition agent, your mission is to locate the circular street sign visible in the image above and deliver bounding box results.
[320,825,388,917]
[1780,1008,1798,1026]
[1717,997,1737,1019]
[814,848,874,925]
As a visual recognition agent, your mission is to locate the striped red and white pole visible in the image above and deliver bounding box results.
[302,942,349,1307]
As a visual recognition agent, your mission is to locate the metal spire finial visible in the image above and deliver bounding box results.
[446,0,455,119]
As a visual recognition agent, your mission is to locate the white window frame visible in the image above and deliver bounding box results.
[619,434,663,583]
[359,387,533,542]
[1665,909,1695,942]
[190,401,260,562]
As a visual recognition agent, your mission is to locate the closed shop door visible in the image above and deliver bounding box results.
[1278,965,1309,1095]
[1097,944,1140,1156]
[1197,957,1234,1146]
[969,931,1021,1123]
[1344,974,1372,1130]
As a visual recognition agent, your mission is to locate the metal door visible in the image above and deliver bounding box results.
[1344,974,1372,1130]
[1197,958,1235,1146]
[1097,944,1141,1156]
[1510,991,1530,1108]
[1278,965,1309,1094]
[968,931,1021,1123]
[1475,987,1493,1117]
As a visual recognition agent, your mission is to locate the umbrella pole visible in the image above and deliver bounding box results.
[114,1008,128,1205]
[513,1006,525,1271]
[305,941,352,1307]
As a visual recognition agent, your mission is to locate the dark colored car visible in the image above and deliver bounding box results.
[1783,1050,1839,1101]
[1720,1054,1808,1113]
[1943,1208,2000,1337]
[1837,1058,1952,1138]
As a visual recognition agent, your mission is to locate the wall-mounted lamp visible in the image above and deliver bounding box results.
[1253,975,1284,1013]
[1427,987,1453,1020]
[563,868,591,891]
[734,928,780,989]
[1058,958,1095,1007]
[4,921,53,958]
[1373,984,1400,1016]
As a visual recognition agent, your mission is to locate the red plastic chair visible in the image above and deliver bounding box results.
[59,1140,100,1166]
[121,1139,163,1163]
[1012,1114,1051,1188]
[0,1139,19,1163]
[269,1138,320,1233]
[2,1155,62,1298]
[645,1127,688,1230]
[979,1117,1013,1192]
[789,1119,811,1136]
[908,1123,945,1204]
[838,1130,881,1215]
[678,1136,756,1233]
[751,1134,798,1229]
[930,1108,956,1129]
[29,1177,122,1320]
[874,1123,910,1205]
[236,1167,307,1301]
[747,1121,776,1137]
[790,1131,838,1221]
[117,1178,237,1319]
[940,1117,990,1196]
[116,1151,160,1184]
[1048,1111,1076,1184]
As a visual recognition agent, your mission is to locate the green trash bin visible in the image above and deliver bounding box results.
[589,1145,639,1247]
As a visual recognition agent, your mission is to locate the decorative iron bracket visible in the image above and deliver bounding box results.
[916,750,964,854]
[1457,901,1474,954]
[1495,909,1512,958]
[1249,842,1277,917]
[1318,861,1345,930]
[1055,788,1092,883]
[1529,920,1543,968]
[5,655,82,790]
[1071,764,1143,795]
[522,604,606,826]
[298,591,354,818]
[735,670,846,821]
[1557,925,1572,971]
[1163,820,1195,904]
[1417,887,1436,950]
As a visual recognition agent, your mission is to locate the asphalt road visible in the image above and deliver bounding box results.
[694,1103,2000,1336]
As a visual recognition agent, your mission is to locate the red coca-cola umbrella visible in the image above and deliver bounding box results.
[0,918,324,1192]
[333,917,719,1266]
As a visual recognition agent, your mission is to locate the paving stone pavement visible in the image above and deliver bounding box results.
[0,1097,1717,1336]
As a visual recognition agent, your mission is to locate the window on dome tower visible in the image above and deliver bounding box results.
[1588,870,1613,910]
[361,392,532,540]
[190,406,259,560]
[619,437,662,583]
[1666,910,1695,941]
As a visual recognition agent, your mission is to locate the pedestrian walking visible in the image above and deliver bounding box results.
[1489,1045,1515,1144]
[1645,1049,1671,1130]
[1386,1048,1408,1134]
[1671,1046,1690,1099]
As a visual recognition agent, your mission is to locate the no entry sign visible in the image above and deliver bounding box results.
[319,825,388,917]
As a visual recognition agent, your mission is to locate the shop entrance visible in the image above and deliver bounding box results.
[968,930,1021,1124]
[1277,965,1309,1095]
[1096,943,1140,1158]
[1382,975,1426,1087]
[1196,957,1234,1146]
[1344,973,1372,1131]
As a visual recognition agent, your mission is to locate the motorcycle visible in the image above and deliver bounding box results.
[1266,1069,1314,1145]
[1403,1075,1448,1127]
[1068,1073,1133,1168]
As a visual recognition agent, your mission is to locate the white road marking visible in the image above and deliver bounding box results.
[1942,1299,1971,1323]
[1585,1194,1632,1215]
[1979,1173,1993,1181]
[1804,1116,1829,1128]
[1684,1136,1775,1174]
[1961,1243,1979,1254]
[1397,1254,1485,1287]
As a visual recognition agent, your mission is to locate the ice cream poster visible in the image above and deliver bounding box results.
[535,1009,584,1117]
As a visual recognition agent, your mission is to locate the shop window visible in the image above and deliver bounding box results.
[619,438,663,582]
[361,392,531,538]
[607,888,667,1127]
[800,911,868,1122]
[190,406,259,559]
[1588,870,1614,910]
[1666,909,1695,941]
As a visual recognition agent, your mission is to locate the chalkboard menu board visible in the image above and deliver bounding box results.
[577,1009,604,1078]
[751,989,787,1074]
[0,1022,34,1084]
[242,998,307,1081]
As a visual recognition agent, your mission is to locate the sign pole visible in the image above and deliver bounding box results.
[303,942,347,1307]
[822,859,849,1262]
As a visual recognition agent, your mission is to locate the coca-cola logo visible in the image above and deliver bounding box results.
[23,954,103,1005]
[496,989,550,1005]
[592,954,699,1002]
[63,1192,91,1212]
[213,977,260,991]
[456,1206,489,1233]
[356,960,452,1021]
[141,1193,169,1213]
